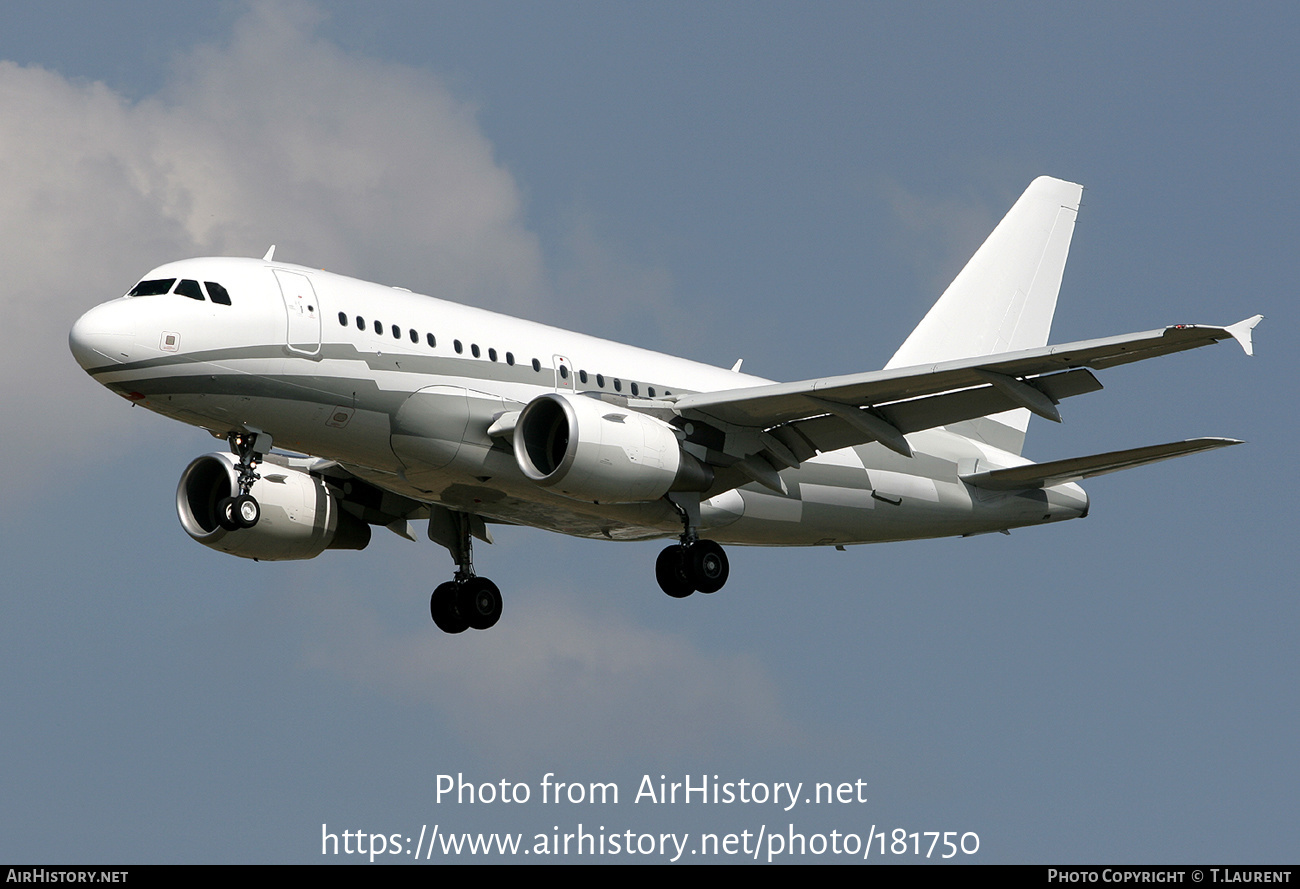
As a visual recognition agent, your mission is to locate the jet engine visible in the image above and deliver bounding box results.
[513,392,712,503]
[176,453,371,560]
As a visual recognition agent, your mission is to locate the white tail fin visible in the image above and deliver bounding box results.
[886,176,1084,454]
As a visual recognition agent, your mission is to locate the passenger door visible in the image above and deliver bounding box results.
[274,269,322,357]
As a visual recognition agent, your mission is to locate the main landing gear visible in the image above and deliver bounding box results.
[216,431,269,531]
[427,507,502,634]
[655,493,730,598]
[656,539,729,597]
[430,576,502,634]
[422,496,729,632]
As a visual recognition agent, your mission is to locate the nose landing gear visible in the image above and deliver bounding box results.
[218,492,261,530]
[216,431,269,531]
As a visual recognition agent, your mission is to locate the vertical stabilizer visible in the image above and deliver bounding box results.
[885,176,1084,454]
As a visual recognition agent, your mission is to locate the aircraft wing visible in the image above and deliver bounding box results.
[670,317,1261,466]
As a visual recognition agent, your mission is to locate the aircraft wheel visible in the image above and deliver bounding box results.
[687,539,729,594]
[460,577,502,630]
[656,545,695,598]
[232,494,260,529]
[430,581,469,634]
[216,496,241,531]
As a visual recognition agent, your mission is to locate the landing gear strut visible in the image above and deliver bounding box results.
[217,431,269,530]
[656,493,729,598]
[427,507,503,633]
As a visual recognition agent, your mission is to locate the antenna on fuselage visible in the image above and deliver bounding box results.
[263,245,276,262]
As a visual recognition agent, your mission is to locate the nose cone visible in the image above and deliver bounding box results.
[69,301,135,371]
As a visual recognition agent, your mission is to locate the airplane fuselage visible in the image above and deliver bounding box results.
[70,255,1087,549]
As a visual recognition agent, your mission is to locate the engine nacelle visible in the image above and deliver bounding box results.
[176,453,371,560]
[514,392,711,503]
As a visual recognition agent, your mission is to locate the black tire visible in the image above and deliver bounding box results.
[430,581,469,634]
[656,545,695,598]
[459,577,502,630]
[686,539,729,594]
[232,494,260,529]
[216,496,241,531]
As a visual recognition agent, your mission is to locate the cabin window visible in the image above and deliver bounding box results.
[506,352,515,366]
[128,278,175,297]
[356,316,365,330]
[647,386,656,397]
[579,370,588,384]
[175,279,204,301]
[613,378,622,392]
[532,358,541,372]
[471,344,480,358]
[338,312,348,326]
[427,333,436,347]
[630,382,638,395]
[559,365,569,379]
[205,282,232,305]
[596,374,605,388]
[391,324,401,339]
[454,340,463,354]
[373,320,382,335]
[488,348,498,362]
[409,329,418,343]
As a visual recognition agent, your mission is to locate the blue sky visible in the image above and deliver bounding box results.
[1,1,1294,863]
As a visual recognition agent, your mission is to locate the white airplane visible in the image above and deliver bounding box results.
[69,177,1260,633]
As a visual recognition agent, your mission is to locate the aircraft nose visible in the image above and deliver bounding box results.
[69,301,136,371]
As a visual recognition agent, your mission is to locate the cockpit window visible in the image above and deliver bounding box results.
[175,279,204,300]
[205,281,232,306]
[128,278,175,297]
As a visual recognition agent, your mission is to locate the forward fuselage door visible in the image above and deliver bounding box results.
[274,269,322,357]
[553,354,574,391]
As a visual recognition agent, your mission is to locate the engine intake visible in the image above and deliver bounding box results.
[176,453,370,560]
[514,392,711,503]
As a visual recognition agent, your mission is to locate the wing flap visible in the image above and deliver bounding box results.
[786,368,1102,455]
[960,437,1242,490]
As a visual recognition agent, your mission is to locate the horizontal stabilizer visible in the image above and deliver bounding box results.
[960,437,1242,490]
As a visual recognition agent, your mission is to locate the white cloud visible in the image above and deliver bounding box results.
[0,0,545,469]
[298,586,804,769]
